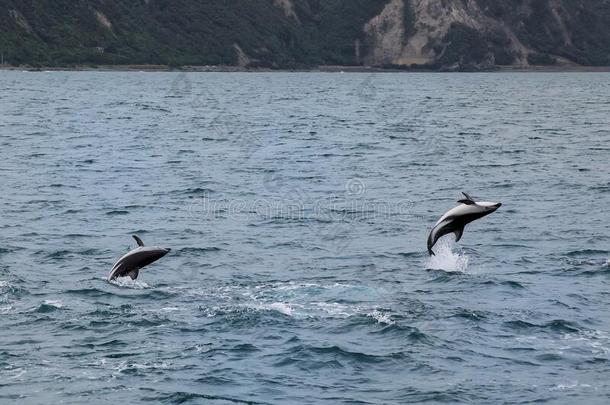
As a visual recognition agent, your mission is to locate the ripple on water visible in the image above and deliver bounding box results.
[2,72,610,404]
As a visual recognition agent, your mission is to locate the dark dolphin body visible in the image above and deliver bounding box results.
[108,235,171,280]
[427,192,502,256]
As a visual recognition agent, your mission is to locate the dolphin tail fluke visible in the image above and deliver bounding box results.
[427,234,435,256]
[454,227,464,242]
[132,235,145,247]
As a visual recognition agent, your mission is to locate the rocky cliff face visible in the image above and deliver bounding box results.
[362,0,610,69]
[1,0,610,69]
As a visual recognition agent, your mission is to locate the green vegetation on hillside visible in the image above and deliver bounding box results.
[476,0,610,66]
[433,23,516,70]
[0,0,388,68]
[304,0,388,65]
[402,0,415,40]
[0,0,301,66]
[1,0,610,69]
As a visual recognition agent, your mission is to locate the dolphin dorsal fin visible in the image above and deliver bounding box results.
[457,192,476,205]
[132,235,145,247]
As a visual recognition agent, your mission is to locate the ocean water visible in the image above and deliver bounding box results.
[0,71,609,404]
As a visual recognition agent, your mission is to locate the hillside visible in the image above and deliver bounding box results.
[1,0,610,70]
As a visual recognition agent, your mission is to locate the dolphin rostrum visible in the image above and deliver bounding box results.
[427,192,501,256]
[108,235,171,280]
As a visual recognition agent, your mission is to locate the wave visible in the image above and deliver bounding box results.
[134,102,171,113]
[504,319,581,334]
[65,287,115,298]
[105,210,129,216]
[0,247,14,255]
[449,309,488,321]
[144,392,259,404]
[176,246,222,255]
[373,324,433,343]
[65,233,94,239]
[176,187,215,196]
[34,300,65,313]
[566,249,608,257]
[281,344,407,367]
[43,250,73,260]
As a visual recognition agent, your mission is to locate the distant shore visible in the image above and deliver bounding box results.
[2,64,610,73]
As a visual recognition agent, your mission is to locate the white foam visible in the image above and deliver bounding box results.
[515,329,610,360]
[368,310,395,325]
[192,282,397,324]
[265,302,294,316]
[43,300,64,309]
[265,281,321,291]
[426,236,469,272]
[128,361,170,371]
[192,344,214,353]
[246,301,295,316]
[563,330,610,355]
[159,306,180,312]
[550,382,592,391]
[313,302,354,317]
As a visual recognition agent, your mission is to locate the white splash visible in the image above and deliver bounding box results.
[109,276,150,289]
[426,236,469,272]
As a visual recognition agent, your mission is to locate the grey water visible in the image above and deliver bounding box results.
[1,71,609,404]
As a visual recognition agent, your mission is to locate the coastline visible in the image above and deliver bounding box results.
[1,63,610,73]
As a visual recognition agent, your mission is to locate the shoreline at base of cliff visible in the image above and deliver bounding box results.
[2,64,610,73]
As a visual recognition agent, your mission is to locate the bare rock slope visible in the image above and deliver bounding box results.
[362,0,610,69]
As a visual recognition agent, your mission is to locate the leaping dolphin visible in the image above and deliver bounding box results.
[108,235,171,280]
[427,192,501,256]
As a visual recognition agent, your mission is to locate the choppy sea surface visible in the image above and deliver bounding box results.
[1,71,609,404]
